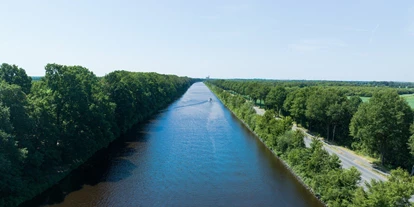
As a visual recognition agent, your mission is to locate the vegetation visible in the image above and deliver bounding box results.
[360,94,414,109]
[210,79,414,169]
[350,91,413,167]
[211,79,414,98]
[207,80,414,207]
[0,63,193,207]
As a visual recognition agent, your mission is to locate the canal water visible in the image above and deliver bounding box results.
[23,82,323,207]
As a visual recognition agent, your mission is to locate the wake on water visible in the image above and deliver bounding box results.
[159,100,211,112]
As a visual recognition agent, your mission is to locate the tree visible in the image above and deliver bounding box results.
[265,86,287,115]
[314,167,361,207]
[0,102,26,205]
[257,85,270,106]
[0,81,32,149]
[350,90,413,167]
[0,63,32,94]
[347,96,362,115]
[283,88,308,126]
[351,168,414,207]
[44,64,116,162]
[306,88,349,141]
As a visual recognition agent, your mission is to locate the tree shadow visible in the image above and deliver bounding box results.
[371,161,391,174]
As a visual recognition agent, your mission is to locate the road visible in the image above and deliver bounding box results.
[253,106,265,115]
[253,106,388,185]
[295,125,414,201]
[295,126,387,184]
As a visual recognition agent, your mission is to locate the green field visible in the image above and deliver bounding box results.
[360,94,414,108]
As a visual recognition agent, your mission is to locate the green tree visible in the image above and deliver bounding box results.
[408,124,414,161]
[306,88,348,140]
[347,96,362,115]
[0,81,32,149]
[314,167,361,207]
[283,88,308,126]
[0,63,32,94]
[0,102,26,206]
[351,168,414,207]
[265,86,287,115]
[350,90,413,167]
[257,85,270,106]
[44,64,116,162]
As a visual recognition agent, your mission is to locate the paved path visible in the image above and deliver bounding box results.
[253,106,265,115]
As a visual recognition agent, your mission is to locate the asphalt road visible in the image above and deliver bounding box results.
[298,127,387,184]
[254,106,388,185]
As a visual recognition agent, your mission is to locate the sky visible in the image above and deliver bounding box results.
[1,0,414,81]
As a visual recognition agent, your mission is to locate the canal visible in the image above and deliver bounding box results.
[23,82,323,207]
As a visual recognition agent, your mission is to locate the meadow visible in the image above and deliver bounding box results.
[360,94,414,108]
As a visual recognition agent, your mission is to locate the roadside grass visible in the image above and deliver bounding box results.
[339,147,378,163]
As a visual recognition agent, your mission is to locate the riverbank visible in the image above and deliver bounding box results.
[7,71,194,207]
[206,83,326,206]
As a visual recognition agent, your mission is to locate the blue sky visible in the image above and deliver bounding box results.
[1,0,413,81]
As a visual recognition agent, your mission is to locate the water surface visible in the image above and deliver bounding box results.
[24,82,323,207]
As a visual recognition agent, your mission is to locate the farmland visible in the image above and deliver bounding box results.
[360,94,414,108]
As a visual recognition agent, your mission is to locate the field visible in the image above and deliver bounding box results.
[360,94,414,108]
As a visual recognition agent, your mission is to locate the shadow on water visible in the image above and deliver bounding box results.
[19,121,150,207]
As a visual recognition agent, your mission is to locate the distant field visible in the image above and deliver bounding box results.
[360,94,414,109]
[31,76,43,81]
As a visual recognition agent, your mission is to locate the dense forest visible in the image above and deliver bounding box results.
[0,63,193,206]
[206,82,414,207]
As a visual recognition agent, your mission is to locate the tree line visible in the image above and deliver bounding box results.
[206,82,414,207]
[222,79,414,89]
[0,63,193,206]
[212,79,414,101]
[209,79,414,169]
